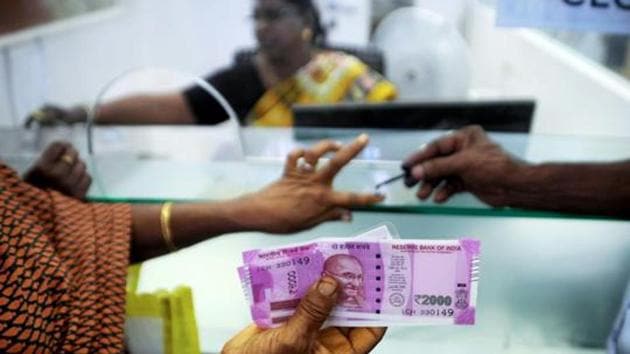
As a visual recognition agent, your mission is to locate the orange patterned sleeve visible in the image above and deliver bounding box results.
[0,163,131,353]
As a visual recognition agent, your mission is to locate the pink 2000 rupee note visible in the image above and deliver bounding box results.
[241,238,480,328]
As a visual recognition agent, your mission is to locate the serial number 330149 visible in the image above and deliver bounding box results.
[402,308,455,317]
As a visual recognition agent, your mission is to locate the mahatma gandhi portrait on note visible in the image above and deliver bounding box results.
[322,254,365,308]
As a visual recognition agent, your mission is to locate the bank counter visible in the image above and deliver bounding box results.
[2,126,629,354]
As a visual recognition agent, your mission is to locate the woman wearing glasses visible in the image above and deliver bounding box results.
[29,0,397,127]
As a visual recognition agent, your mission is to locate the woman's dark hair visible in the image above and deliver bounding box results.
[285,0,327,46]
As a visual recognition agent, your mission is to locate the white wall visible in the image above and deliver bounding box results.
[0,51,15,125]
[316,0,371,46]
[466,3,630,137]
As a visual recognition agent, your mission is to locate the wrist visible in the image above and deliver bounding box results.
[69,105,89,123]
[211,196,269,233]
[228,193,276,233]
[166,199,262,248]
[501,160,540,209]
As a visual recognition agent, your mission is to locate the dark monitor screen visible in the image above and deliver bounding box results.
[293,100,536,133]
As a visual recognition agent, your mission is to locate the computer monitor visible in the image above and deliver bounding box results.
[293,100,536,133]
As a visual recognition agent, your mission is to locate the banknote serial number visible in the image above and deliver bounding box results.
[402,308,456,317]
[275,256,311,269]
[414,295,453,307]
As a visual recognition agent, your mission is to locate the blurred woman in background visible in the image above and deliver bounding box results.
[29,0,397,127]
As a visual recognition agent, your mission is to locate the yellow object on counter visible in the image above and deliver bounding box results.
[125,264,200,354]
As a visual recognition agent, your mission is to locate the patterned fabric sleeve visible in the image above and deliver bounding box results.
[0,163,131,353]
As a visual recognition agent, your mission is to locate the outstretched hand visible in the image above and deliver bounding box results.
[244,134,384,234]
[403,125,524,207]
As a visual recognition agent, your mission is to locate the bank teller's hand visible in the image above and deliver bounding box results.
[25,104,88,127]
[244,134,384,234]
[222,277,386,354]
[24,142,92,200]
[402,125,524,207]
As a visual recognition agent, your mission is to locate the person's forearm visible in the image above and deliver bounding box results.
[130,197,263,263]
[96,94,195,125]
[505,161,630,218]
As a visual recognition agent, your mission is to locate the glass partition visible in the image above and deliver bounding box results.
[1,126,614,221]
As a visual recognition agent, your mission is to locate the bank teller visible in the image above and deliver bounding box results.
[28,0,397,128]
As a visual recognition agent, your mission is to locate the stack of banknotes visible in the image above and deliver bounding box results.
[238,225,480,328]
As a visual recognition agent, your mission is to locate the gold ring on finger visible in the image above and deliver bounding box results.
[297,158,315,173]
[61,154,75,165]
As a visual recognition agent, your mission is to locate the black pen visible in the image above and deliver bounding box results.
[374,172,407,192]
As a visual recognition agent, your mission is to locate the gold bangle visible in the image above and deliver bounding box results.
[160,202,177,252]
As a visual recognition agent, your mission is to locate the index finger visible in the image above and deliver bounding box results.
[303,140,342,167]
[317,134,369,182]
[402,133,461,171]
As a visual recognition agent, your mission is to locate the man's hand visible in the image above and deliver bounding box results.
[242,134,384,234]
[402,125,524,207]
[222,277,386,354]
[24,142,92,200]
